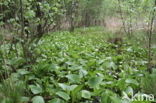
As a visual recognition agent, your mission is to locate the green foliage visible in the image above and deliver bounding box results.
[1,0,156,102]
[101,90,121,103]
[32,96,45,103]
[56,91,70,101]
[0,79,25,103]
[23,30,148,102]
[0,27,152,102]
[141,70,156,96]
[29,84,43,95]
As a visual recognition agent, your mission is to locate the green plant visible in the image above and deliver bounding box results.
[0,79,25,103]
[0,27,152,102]
[141,70,156,96]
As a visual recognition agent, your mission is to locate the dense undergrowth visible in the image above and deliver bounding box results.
[0,27,156,103]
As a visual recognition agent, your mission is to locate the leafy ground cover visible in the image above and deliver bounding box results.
[0,28,154,103]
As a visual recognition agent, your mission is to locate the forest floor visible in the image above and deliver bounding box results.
[0,27,156,103]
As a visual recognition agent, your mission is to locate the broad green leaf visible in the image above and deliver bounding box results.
[104,61,117,69]
[17,69,30,75]
[58,83,77,91]
[32,96,45,103]
[79,69,88,77]
[81,90,91,99]
[88,77,103,88]
[21,97,30,102]
[48,98,63,103]
[125,79,139,86]
[58,83,69,91]
[29,85,42,94]
[66,74,81,83]
[56,91,70,101]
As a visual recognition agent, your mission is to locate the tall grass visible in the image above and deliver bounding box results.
[0,78,25,103]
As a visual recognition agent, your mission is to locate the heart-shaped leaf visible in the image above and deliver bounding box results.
[48,98,63,103]
[66,74,81,83]
[29,84,42,94]
[56,91,70,101]
[81,90,91,99]
[32,96,45,103]
[88,77,103,88]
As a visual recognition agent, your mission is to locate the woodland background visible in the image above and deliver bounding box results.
[0,0,156,103]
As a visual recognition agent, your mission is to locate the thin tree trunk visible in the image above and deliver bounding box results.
[118,0,127,34]
[147,0,156,73]
[19,0,27,60]
[20,0,24,39]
